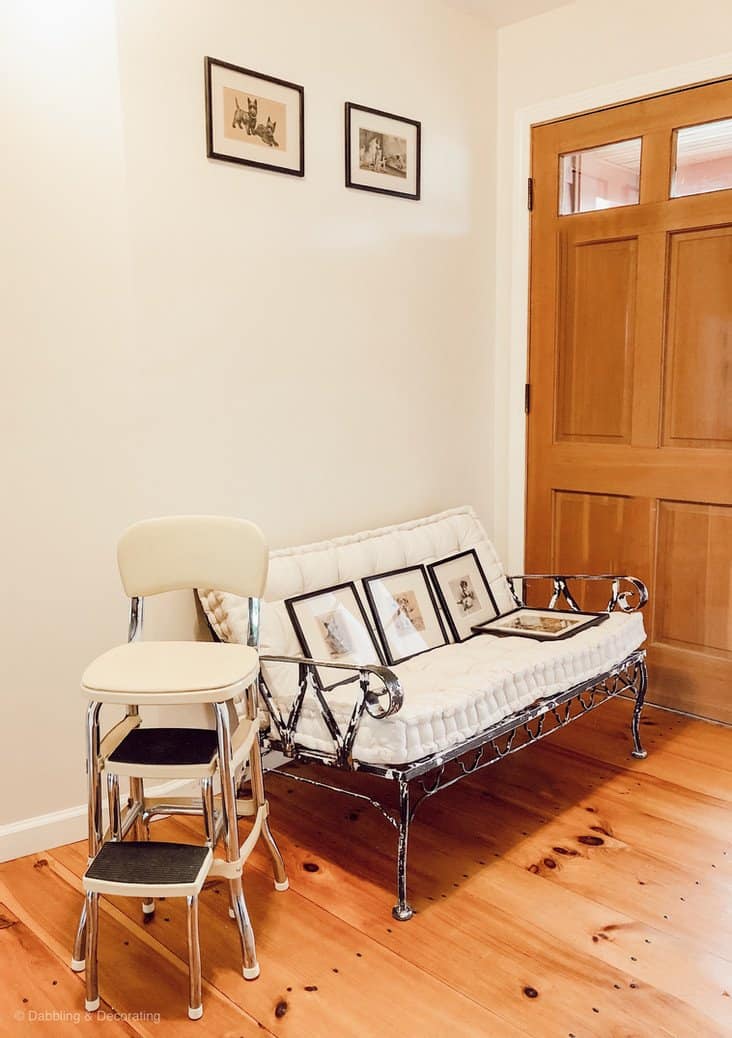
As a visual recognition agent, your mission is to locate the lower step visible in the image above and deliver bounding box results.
[83,841,212,898]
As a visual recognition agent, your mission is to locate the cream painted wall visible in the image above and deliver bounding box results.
[0,0,497,843]
[493,0,732,570]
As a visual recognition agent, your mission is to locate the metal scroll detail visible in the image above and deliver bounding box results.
[506,573,649,613]
[407,658,644,821]
[258,654,403,769]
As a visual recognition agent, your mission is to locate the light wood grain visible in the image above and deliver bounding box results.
[1,701,729,1037]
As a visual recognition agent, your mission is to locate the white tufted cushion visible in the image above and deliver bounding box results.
[198,506,646,765]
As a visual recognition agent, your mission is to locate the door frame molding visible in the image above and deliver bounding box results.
[500,50,732,573]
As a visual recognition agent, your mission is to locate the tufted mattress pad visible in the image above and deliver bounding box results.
[199,507,646,767]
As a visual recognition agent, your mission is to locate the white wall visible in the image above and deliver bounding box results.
[0,0,497,851]
[493,0,732,570]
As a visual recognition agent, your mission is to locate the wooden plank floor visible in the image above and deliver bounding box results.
[1,698,730,1036]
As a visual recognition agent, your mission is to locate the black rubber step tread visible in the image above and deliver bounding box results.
[108,727,218,766]
[85,841,209,886]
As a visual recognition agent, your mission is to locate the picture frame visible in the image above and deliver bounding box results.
[345,102,421,200]
[471,607,608,642]
[427,549,500,642]
[363,566,448,665]
[205,56,304,177]
[285,582,384,690]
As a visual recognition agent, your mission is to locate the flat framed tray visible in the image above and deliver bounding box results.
[471,607,608,642]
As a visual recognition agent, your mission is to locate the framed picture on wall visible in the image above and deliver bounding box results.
[363,566,448,664]
[285,582,384,690]
[345,102,421,200]
[427,550,499,642]
[205,56,304,176]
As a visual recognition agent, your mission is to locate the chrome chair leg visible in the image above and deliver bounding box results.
[249,735,288,890]
[130,776,155,917]
[186,894,203,1020]
[72,700,103,972]
[84,892,100,1012]
[71,900,87,973]
[107,773,122,840]
[214,703,259,980]
[201,776,216,846]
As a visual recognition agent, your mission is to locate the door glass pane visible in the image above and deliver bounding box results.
[559,138,641,215]
[671,117,732,198]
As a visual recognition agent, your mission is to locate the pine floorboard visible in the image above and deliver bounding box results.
[1,697,730,1036]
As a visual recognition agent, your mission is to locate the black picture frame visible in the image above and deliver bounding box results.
[363,565,448,665]
[205,56,305,177]
[345,102,421,200]
[471,607,608,642]
[427,549,500,643]
[285,581,384,690]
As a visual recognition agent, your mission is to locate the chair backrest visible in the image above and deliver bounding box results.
[117,516,268,599]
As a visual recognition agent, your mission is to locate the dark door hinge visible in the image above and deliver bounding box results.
[527,177,534,211]
[524,383,531,414]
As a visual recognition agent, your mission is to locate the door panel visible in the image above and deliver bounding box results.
[551,491,653,613]
[655,501,732,655]
[557,238,637,442]
[528,78,732,723]
[662,227,732,448]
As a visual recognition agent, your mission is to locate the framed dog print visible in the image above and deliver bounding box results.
[363,566,448,664]
[471,608,608,642]
[285,582,384,690]
[345,102,421,200]
[205,57,304,176]
[427,550,499,642]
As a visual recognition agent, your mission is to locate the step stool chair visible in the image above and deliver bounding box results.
[71,516,288,1020]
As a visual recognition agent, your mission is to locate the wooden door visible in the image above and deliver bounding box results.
[527,78,732,723]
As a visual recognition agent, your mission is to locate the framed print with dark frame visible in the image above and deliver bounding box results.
[363,566,448,665]
[345,102,421,200]
[472,608,608,642]
[205,56,304,176]
[285,582,384,690]
[427,549,500,642]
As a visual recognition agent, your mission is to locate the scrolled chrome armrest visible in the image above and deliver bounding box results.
[505,574,648,613]
[259,654,403,718]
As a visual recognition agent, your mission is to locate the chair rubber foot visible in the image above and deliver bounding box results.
[242,963,260,980]
[142,901,155,915]
[228,907,236,919]
[85,998,100,1012]
[70,958,85,973]
[631,749,648,759]
[274,878,289,892]
[188,1005,203,1021]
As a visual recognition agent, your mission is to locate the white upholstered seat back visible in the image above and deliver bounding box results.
[199,507,514,665]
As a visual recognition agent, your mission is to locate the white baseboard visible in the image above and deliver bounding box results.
[0,756,289,864]
[0,779,191,864]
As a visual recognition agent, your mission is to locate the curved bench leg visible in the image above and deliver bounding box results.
[392,777,414,922]
[631,658,649,760]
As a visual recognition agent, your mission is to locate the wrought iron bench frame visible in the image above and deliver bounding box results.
[253,574,649,921]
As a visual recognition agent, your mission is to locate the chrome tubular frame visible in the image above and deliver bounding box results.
[256,573,649,921]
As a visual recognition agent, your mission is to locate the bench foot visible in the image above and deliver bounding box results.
[630,658,649,760]
[392,903,414,922]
